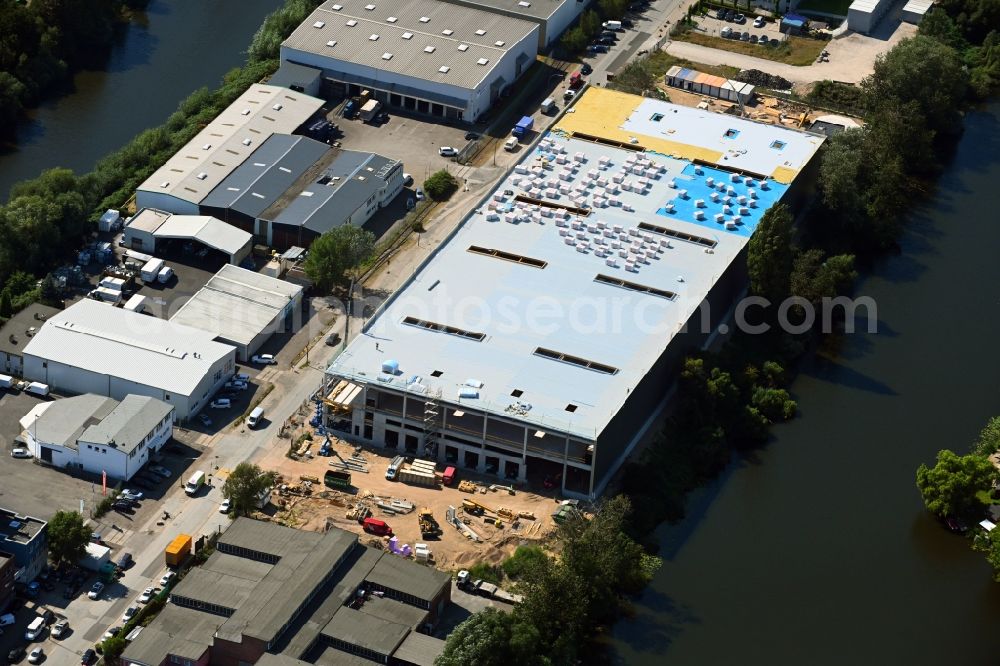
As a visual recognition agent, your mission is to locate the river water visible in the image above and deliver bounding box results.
[0,0,278,200]
[613,102,1000,665]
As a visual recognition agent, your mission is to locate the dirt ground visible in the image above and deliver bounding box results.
[255,422,558,571]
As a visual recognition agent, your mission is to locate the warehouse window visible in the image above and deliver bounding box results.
[771,140,786,150]
[565,404,578,413]
[650,113,664,122]
[511,389,523,397]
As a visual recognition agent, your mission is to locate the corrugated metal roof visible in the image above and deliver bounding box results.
[138,84,323,206]
[901,0,933,13]
[281,0,538,91]
[80,395,173,454]
[446,0,571,20]
[170,265,302,347]
[201,134,331,219]
[22,299,234,397]
[150,214,252,256]
[23,395,116,449]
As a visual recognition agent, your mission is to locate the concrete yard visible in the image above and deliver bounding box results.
[255,433,559,571]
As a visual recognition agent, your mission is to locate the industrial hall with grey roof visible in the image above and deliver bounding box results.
[121,518,451,666]
[280,0,539,121]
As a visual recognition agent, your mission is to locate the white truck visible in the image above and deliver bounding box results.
[359,99,382,123]
[25,382,50,397]
[184,470,206,495]
[602,19,622,30]
[541,98,556,114]
[141,258,165,283]
[123,294,149,313]
[0,374,13,389]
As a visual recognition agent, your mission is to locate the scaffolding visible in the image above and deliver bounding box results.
[423,387,443,458]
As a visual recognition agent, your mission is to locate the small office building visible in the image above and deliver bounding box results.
[0,508,47,584]
[123,208,253,265]
[19,394,174,482]
[0,303,62,377]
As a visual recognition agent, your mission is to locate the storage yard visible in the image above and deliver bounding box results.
[255,419,558,570]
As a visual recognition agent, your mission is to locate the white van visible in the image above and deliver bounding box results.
[157,266,174,284]
[25,616,45,641]
[184,470,206,495]
[541,98,556,114]
[25,382,50,397]
[504,136,519,152]
[0,374,13,389]
[247,407,264,428]
[602,20,622,30]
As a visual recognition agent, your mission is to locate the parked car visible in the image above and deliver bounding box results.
[759,34,769,44]
[81,648,96,665]
[219,499,231,513]
[130,477,154,490]
[120,489,143,501]
[464,131,480,140]
[750,34,759,43]
[102,626,120,641]
[715,8,726,18]
[754,16,765,27]
[26,581,40,598]
[735,13,746,23]
[209,399,231,409]
[402,172,413,186]
[621,18,634,28]
[724,10,735,21]
[27,648,43,664]
[139,587,159,604]
[11,448,31,459]
[121,605,139,623]
[741,31,751,41]
[232,373,251,383]
[251,354,276,365]
[198,414,212,427]
[51,621,68,639]
[580,63,593,75]
[325,333,341,346]
[149,465,172,478]
[415,187,425,201]
[587,44,609,53]
[112,501,133,514]
[721,26,732,37]
[563,89,577,101]
[438,146,458,157]
[88,582,104,600]
[8,646,26,663]
[1,613,15,627]
[159,571,177,587]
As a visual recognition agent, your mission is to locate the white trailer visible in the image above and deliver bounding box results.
[141,258,165,283]
[122,294,149,313]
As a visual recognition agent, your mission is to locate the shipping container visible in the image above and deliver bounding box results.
[165,534,192,567]
[398,467,438,487]
[324,469,352,490]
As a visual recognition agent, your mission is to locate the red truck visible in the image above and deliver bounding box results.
[442,466,457,486]
[569,71,584,89]
[363,518,393,536]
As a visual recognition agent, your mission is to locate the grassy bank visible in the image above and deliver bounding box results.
[676,30,828,66]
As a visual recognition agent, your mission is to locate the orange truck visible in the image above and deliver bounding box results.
[165,534,192,567]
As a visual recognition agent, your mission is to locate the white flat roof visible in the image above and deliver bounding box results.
[169,265,303,347]
[329,96,822,439]
[138,85,324,206]
[23,299,234,397]
[901,0,933,13]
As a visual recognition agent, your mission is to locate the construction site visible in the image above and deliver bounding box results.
[255,396,565,570]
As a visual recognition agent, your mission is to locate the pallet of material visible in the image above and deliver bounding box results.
[457,481,478,493]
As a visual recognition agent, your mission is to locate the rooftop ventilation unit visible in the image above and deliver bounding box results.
[159,181,170,188]
[477,58,489,65]
[202,143,212,150]
[495,40,505,46]
[243,138,252,146]
[272,103,282,110]
[313,20,325,28]
[332,3,342,9]
[402,31,413,39]
[387,16,397,22]
[196,172,207,180]
[365,3,375,9]
[369,34,379,40]
[442,29,454,35]
[382,52,393,60]
[241,108,250,115]
[439,66,450,73]
[419,16,430,22]
[475,29,486,35]
[346,19,357,26]
[458,43,469,51]
[424,45,436,53]
[326,40,337,47]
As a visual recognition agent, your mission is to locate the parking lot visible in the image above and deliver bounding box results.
[696,12,785,45]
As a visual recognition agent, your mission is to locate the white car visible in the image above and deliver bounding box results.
[219,499,231,513]
[438,146,458,157]
[224,381,248,391]
[103,626,120,640]
[139,587,159,604]
[753,16,765,27]
[28,648,44,664]
[10,448,31,459]
[120,489,143,501]
[402,172,413,187]
[251,354,276,365]
[159,571,177,587]
[233,373,251,383]
[88,582,104,599]
[121,605,139,623]
[51,620,69,638]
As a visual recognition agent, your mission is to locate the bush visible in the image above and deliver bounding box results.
[467,562,502,585]
[93,493,118,519]
[424,170,459,201]
[502,545,548,579]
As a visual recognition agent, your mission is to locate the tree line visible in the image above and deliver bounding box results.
[0,0,325,318]
[0,0,151,135]
[560,0,630,54]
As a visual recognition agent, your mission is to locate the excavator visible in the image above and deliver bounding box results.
[417,507,442,539]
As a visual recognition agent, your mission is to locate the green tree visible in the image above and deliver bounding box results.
[919,7,968,50]
[39,274,61,306]
[424,169,459,201]
[47,510,91,566]
[0,289,12,319]
[750,386,797,422]
[916,450,997,520]
[222,463,278,517]
[302,225,376,292]
[862,35,967,137]
[561,26,589,53]
[101,634,127,663]
[436,608,543,666]
[579,9,602,36]
[791,249,857,304]
[972,416,1000,456]
[747,204,793,306]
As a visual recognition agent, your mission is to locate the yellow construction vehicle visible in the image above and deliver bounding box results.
[417,507,442,539]
[461,498,497,517]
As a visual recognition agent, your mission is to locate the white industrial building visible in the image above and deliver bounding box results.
[847,0,894,33]
[901,0,933,23]
[123,208,253,265]
[22,299,236,420]
[324,89,824,498]
[439,0,588,48]
[20,394,174,482]
[169,264,304,361]
[135,84,324,215]
[280,0,539,122]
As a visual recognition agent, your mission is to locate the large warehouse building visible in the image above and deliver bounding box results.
[280,0,539,122]
[439,0,588,48]
[200,133,403,249]
[136,84,324,215]
[122,208,253,265]
[324,88,824,498]
[122,519,450,666]
[22,299,236,420]
[170,264,304,361]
